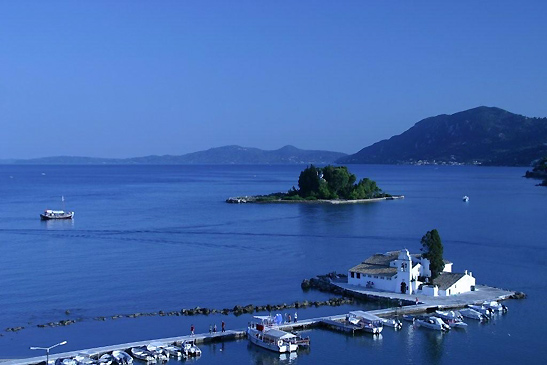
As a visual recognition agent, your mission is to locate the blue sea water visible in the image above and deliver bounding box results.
[0,164,546,364]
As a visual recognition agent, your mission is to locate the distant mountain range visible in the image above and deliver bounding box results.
[6,145,346,165]
[337,106,547,166]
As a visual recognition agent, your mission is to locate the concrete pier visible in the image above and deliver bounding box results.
[2,284,516,365]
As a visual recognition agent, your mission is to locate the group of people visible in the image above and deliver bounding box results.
[190,321,226,336]
[285,312,298,323]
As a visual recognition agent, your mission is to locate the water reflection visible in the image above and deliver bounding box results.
[41,219,75,230]
[247,343,301,364]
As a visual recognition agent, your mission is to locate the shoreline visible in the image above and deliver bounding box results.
[227,195,405,204]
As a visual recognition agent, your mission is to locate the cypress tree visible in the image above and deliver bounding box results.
[420,229,445,280]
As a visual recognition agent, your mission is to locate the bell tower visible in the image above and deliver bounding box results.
[395,249,412,294]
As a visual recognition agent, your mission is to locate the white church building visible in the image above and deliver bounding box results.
[348,249,475,297]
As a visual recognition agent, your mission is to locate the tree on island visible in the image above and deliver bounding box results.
[294,165,387,200]
[420,229,445,280]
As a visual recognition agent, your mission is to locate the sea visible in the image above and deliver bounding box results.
[0,164,545,364]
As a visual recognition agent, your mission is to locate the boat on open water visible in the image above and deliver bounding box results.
[40,196,74,220]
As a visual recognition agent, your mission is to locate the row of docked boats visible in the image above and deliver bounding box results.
[402,301,509,332]
[54,340,201,365]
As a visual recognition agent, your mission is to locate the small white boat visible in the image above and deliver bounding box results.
[446,319,468,328]
[460,308,488,321]
[98,354,114,365]
[146,344,168,363]
[247,316,299,353]
[414,316,450,332]
[111,351,133,365]
[160,344,184,359]
[130,346,155,363]
[181,340,201,357]
[55,359,77,365]
[435,310,463,322]
[381,318,403,329]
[463,196,469,202]
[348,311,383,334]
[468,304,494,316]
[73,353,96,365]
[483,301,508,312]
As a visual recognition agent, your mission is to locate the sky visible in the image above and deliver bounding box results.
[1,1,546,159]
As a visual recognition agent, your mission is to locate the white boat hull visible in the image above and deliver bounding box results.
[248,332,298,353]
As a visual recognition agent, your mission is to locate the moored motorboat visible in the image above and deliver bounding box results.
[181,340,201,357]
[468,304,494,317]
[381,318,403,329]
[98,354,114,365]
[247,315,299,353]
[435,310,463,322]
[348,311,383,334]
[111,351,133,365]
[460,308,488,321]
[483,301,508,312]
[130,346,155,362]
[414,316,450,332]
[160,344,184,359]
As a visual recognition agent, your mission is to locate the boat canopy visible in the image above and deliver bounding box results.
[45,210,67,214]
[263,329,297,340]
[349,311,382,323]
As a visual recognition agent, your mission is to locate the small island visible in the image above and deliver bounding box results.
[227,165,403,204]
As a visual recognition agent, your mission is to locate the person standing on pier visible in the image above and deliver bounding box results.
[209,325,212,334]
[213,324,217,333]
[415,297,419,305]
[222,321,226,332]
[294,312,298,323]
[191,324,195,336]
[288,314,292,323]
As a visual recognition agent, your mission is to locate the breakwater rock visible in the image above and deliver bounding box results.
[9,296,353,334]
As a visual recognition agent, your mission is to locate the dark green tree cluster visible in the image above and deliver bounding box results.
[292,165,387,200]
[420,229,445,280]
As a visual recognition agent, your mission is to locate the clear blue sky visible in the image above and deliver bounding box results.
[1,1,546,159]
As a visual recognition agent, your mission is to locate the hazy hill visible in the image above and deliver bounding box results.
[10,145,346,165]
[338,106,547,166]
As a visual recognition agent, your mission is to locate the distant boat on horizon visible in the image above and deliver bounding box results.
[463,196,469,202]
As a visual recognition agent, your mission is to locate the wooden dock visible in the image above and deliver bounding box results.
[2,285,516,365]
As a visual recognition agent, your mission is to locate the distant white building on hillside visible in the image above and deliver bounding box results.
[348,249,475,297]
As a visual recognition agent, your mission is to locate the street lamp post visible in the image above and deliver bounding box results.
[30,341,67,365]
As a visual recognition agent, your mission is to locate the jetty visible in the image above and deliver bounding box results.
[3,284,517,365]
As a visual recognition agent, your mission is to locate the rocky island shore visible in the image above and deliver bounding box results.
[227,165,401,203]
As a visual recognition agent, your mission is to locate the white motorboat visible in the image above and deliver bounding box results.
[348,311,383,334]
[247,316,299,353]
[145,344,168,362]
[73,353,96,365]
[111,351,133,365]
[446,319,468,328]
[130,346,155,363]
[98,354,114,365]
[381,318,403,329]
[181,340,201,357]
[55,359,77,365]
[460,308,488,321]
[435,310,463,321]
[468,304,494,316]
[414,316,450,332]
[463,196,469,202]
[483,301,508,312]
[159,344,184,359]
